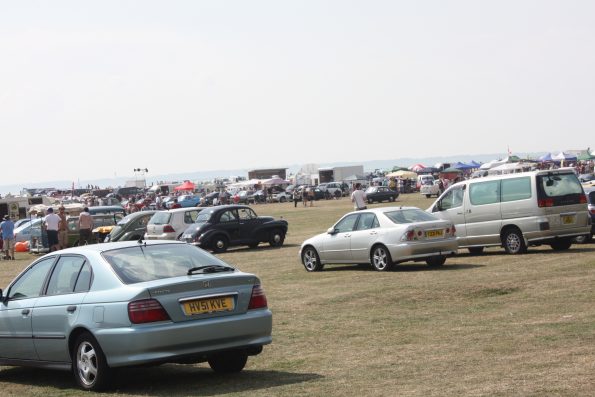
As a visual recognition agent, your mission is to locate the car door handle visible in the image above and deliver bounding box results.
[344,234,351,237]
[21,309,30,315]
[369,231,378,235]
[67,306,77,313]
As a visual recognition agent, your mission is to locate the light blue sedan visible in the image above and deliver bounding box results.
[0,241,272,391]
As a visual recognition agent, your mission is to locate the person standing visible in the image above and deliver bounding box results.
[0,215,15,260]
[57,206,68,250]
[293,188,301,208]
[351,183,368,211]
[44,207,61,252]
[78,207,94,245]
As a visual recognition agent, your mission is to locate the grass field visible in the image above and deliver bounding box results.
[1,193,594,396]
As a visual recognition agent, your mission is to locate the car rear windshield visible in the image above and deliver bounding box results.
[536,173,584,205]
[149,212,172,225]
[385,208,437,224]
[103,244,233,284]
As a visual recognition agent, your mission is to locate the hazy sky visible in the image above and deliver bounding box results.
[1,1,594,186]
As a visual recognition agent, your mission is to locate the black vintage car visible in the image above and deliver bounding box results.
[365,186,399,204]
[181,204,288,253]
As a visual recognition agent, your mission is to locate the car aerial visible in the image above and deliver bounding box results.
[145,207,203,240]
[0,240,272,391]
[182,204,289,252]
[365,186,399,203]
[104,210,157,242]
[299,206,457,272]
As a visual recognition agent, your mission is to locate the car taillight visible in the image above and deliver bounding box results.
[590,209,595,215]
[128,299,170,324]
[248,285,268,310]
[580,194,587,204]
[402,229,415,241]
[538,198,554,207]
[163,225,175,233]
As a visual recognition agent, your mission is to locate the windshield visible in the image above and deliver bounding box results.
[15,218,42,232]
[385,208,438,224]
[195,210,213,223]
[103,243,234,284]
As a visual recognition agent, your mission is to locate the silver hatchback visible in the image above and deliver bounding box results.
[145,207,203,240]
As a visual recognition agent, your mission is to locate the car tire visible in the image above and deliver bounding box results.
[550,238,572,251]
[502,228,526,254]
[302,246,323,271]
[367,198,373,204]
[212,235,229,253]
[389,196,395,202]
[426,255,446,267]
[467,247,484,255]
[248,242,259,249]
[425,194,431,198]
[371,245,392,271]
[280,197,286,203]
[208,350,248,373]
[269,229,285,247]
[73,332,112,392]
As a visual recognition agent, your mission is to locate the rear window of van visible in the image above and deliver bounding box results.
[537,173,584,205]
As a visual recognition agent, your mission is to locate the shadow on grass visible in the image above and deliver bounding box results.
[0,365,322,396]
[322,263,483,272]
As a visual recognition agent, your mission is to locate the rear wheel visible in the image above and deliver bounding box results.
[208,350,248,373]
[550,238,572,251]
[502,229,526,254]
[426,255,446,267]
[279,197,286,203]
[425,194,431,198]
[467,247,484,255]
[212,235,229,253]
[73,333,111,391]
[371,245,392,271]
[268,229,285,247]
[302,246,323,272]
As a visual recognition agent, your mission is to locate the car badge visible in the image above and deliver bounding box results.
[202,281,210,288]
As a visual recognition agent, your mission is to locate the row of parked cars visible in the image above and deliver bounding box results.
[0,168,591,392]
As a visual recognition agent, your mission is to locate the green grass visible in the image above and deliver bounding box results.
[1,193,594,396]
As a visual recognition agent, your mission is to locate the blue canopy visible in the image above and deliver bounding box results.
[538,153,553,162]
[467,160,481,168]
[452,161,475,170]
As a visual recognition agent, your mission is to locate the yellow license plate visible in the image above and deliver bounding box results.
[561,215,575,225]
[182,296,234,316]
[425,230,444,238]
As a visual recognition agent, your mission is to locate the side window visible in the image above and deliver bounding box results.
[356,213,379,231]
[501,177,531,202]
[439,187,464,210]
[8,258,55,300]
[469,180,500,205]
[184,210,199,224]
[219,210,238,223]
[334,214,359,233]
[74,262,93,293]
[238,208,255,220]
[138,215,151,227]
[46,256,86,295]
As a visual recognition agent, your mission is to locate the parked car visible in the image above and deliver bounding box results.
[235,190,255,204]
[202,191,221,206]
[67,214,124,246]
[182,204,288,253]
[104,210,157,242]
[271,191,291,203]
[420,180,441,198]
[365,186,399,203]
[170,194,202,208]
[318,182,346,198]
[299,206,457,272]
[14,218,43,243]
[0,241,272,391]
[428,168,591,254]
[145,207,203,240]
[578,173,594,183]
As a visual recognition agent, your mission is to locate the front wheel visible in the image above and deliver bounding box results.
[425,194,431,198]
[550,238,572,251]
[268,229,285,247]
[73,333,111,391]
[302,246,323,272]
[212,235,229,253]
[208,350,248,373]
[371,245,392,271]
[502,229,526,254]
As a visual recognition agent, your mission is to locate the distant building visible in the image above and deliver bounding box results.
[318,165,364,183]
[248,168,288,180]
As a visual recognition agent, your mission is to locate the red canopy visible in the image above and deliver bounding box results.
[174,181,195,191]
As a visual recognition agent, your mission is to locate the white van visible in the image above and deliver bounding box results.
[427,168,591,254]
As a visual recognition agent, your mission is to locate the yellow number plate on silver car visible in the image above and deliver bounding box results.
[561,215,576,225]
[182,296,234,316]
[425,229,444,238]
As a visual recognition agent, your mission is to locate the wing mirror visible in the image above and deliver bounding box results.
[327,227,337,234]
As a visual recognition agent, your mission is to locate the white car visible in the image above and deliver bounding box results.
[145,207,204,240]
[271,192,291,203]
[420,180,441,198]
[299,206,458,272]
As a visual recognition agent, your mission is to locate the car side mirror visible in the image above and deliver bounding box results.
[327,227,337,234]
[433,202,442,212]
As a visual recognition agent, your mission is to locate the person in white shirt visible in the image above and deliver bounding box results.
[44,207,62,252]
[351,183,367,211]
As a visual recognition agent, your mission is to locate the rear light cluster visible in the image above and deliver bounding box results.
[580,194,587,204]
[128,299,171,324]
[248,285,268,310]
[538,198,554,207]
[163,225,175,233]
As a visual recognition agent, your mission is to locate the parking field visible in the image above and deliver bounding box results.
[1,193,594,396]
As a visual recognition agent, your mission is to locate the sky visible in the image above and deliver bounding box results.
[1,1,594,187]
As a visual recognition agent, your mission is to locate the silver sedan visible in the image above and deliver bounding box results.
[299,206,458,271]
[0,241,272,391]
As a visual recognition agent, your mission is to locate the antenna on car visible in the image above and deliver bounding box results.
[137,237,144,245]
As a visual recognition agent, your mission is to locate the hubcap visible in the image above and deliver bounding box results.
[304,250,317,270]
[507,234,521,252]
[216,240,225,249]
[373,248,387,270]
[77,341,98,386]
[273,234,281,243]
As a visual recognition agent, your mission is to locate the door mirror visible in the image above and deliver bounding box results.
[327,227,337,235]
